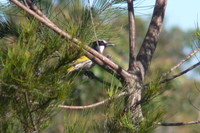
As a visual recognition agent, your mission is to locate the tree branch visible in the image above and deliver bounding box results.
[10,0,131,80]
[127,0,136,72]
[24,0,53,23]
[158,120,200,126]
[160,47,200,78]
[136,0,167,75]
[160,62,200,84]
[58,92,127,110]
[143,61,200,90]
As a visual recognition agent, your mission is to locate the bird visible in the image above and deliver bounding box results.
[67,40,115,73]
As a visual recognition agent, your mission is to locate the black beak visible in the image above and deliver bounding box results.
[105,43,115,47]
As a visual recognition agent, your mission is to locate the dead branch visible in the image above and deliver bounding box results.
[136,0,168,75]
[158,120,200,126]
[58,92,127,110]
[160,62,200,84]
[143,61,200,90]
[161,47,200,78]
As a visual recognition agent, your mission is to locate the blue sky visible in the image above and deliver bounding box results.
[166,0,200,31]
[137,0,200,31]
[1,0,200,31]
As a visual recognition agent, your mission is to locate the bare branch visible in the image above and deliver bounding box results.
[58,92,127,110]
[10,0,131,80]
[160,62,200,84]
[127,0,136,72]
[136,0,167,75]
[158,120,200,126]
[143,61,200,90]
[161,47,200,78]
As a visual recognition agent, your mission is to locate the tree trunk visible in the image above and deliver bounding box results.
[124,77,143,123]
[124,61,144,124]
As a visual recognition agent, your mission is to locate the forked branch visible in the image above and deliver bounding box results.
[160,61,200,84]
[144,61,200,89]
[161,47,200,78]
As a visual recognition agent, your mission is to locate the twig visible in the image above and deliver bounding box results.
[58,91,127,110]
[158,120,200,126]
[127,0,136,72]
[160,47,200,78]
[159,62,200,84]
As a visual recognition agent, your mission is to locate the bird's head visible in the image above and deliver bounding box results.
[92,40,115,53]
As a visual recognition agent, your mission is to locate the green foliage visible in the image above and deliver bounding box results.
[104,96,163,133]
[0,0,126,132]
[142,81,163,105]
[0,17,79,132]
[63,112,89,133]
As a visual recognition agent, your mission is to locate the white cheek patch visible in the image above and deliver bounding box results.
[99,45,105,53]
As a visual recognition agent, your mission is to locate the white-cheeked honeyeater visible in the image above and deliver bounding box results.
[67,40,115,73]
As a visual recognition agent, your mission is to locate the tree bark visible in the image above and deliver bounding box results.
[124,0,168,124]
[124,73,143,124]
[127,0,136,72]
[136,0,167,75]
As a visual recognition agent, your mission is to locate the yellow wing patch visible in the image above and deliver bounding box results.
[67,66,75,73]
[67,56,90,73]
[73,56,89,63]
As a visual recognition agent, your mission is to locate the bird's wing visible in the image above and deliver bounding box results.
[67,56,91,73]
[73,56,90,64]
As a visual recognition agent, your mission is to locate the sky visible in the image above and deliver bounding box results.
[166,0,200,31]
[136,0,200,31]
[1,0,200,31]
